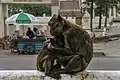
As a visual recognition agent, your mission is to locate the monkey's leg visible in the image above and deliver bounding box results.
[42,55,61,79]
[57,55,75,68]
[37,60,44,72]
[42,55,52,74]
[37,55,46,72]
[36,48,51,72]
[57,55,87,74]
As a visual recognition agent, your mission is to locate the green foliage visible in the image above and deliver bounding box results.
[86,0,119,29]
[86,0,120,16]
[8,4,51,17]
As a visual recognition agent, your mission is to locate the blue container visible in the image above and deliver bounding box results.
[17,37,45,53]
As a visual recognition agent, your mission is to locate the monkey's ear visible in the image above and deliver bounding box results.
[57,15,63,22]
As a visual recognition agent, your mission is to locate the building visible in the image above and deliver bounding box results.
[0,0,59,38]
[0,0,84,38]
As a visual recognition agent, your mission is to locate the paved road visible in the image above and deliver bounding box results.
[87,57,120,71]
[0,55,120,70]
[93,26,120,56]
[0,38,120,70]
[94,39,120,56]
[0,55,37,70]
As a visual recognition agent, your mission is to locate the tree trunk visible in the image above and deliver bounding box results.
[111,6,113,16]
[104,5,108,27]
[90,0,93,32]
[98,5,102,29]
[115,5,118,17]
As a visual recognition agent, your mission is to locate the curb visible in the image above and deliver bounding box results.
[93,34,120,43]
[0,71,119,80]
[93,52,106,57]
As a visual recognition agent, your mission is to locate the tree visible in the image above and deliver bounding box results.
[90,0,94,32]
[104,3,108,27]
[87,0,120,29]
[104,0,120,27]
[95,0,106,29]
[104,0,113,28]
[86,0,103,30]
[86,0,95,32]
[8,4,51,17]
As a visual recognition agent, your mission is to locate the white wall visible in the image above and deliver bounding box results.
[1,0,14,3]
[0,3,5,38]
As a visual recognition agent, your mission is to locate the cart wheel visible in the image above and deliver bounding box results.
[17,50,21,54]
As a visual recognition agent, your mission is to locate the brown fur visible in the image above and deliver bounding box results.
[37,14,93,79]
[48,14,93,72]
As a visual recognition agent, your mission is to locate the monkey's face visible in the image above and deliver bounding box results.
[48,14,64,36]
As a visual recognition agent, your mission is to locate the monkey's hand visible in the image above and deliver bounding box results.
[44,38,51,43]
[44,40,50,46]
[43,38,53,46]
[47,43,55,49]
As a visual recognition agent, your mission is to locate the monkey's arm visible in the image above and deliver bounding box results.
[47,43,72,55]
[51,47,84,58]
[47,42,84,57]
[47,44,76,56]
[53,47,76,55]
[44,38,53,45]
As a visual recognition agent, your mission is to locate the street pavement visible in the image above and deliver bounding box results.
[0,38,120,70]
[93,25,120,56]
[0,26,120,70]
[93,25,120,37]
[0,54,120,70]
[0,55,37,70]
[87,57,120,71]
[94,39,120,56]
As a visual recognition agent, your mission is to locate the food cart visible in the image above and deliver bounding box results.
[17,36,45,54]
[5,12,46,54]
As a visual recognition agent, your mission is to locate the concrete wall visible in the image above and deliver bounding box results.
[0,3,5,38]
[51,6,59,15]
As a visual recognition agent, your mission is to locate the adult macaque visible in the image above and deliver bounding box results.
[47,14,93,74]
[37,14,93,79]
[36,32,66,79]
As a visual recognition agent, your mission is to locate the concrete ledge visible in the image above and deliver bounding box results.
[0,70,120,80]
[93,34,120,43]
[93,52,106,57]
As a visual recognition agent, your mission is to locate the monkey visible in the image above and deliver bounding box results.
[36,32,67,79]
[36,30,80,79]
[47,14,93,75]
[37,14,93,79]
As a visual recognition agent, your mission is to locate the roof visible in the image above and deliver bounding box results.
[59,10,83,17]
[60,1,80,10]
[59,1,82,17]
